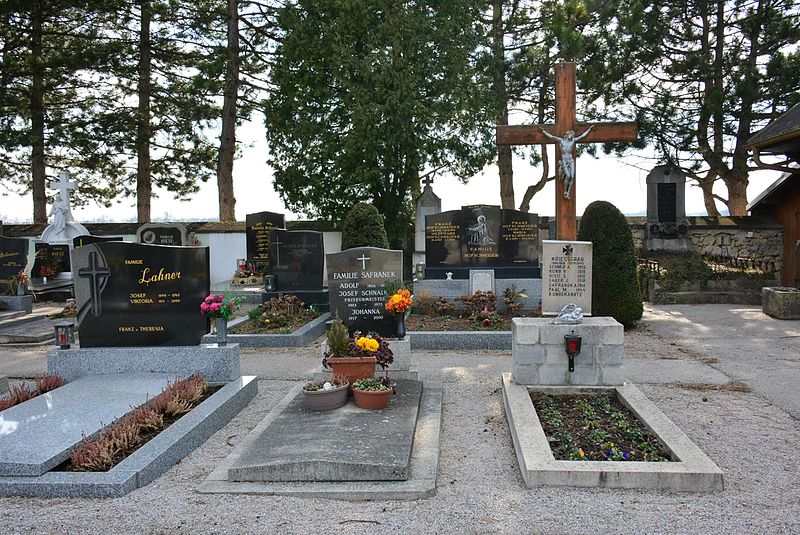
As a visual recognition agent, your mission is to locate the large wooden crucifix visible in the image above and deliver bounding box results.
[496,62,637,240]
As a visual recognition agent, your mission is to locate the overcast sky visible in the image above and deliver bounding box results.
[0,119,781,224]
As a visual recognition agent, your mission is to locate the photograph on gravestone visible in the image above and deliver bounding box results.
[327,247,402,337]
[0,236,29,291]
[269,229,324,291]
[73,242,210,347]
[246,211,286,270]
[541,240,592,315]
[32,243,71,280]
[137,223,188,246]
[73,235,124,248]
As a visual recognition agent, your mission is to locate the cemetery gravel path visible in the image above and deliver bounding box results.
[0,307,799,534]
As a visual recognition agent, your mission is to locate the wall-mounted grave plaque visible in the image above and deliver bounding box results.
[73,242,210,347]
[327,247,402,337]
[245,211,285,271]
[541,240,592,315]
[0,236,29,290]
[136,223,187,247]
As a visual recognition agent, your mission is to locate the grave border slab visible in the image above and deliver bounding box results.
[501,373,723,492]
[197,380,442,500]
[410,330,511,350]
[0,375,257,498]
[201,312,330,348]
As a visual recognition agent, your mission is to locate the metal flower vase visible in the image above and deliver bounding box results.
[215,317,228,345]
[396,314,406,340]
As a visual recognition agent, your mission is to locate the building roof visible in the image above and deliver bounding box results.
[748,170,799,211]
[748,103,800,161]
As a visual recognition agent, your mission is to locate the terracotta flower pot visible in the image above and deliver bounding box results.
[328,356,376,385]
[352,387,392,410]
[303,382,349,411]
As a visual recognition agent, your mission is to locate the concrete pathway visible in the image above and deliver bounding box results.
[644,303,800,420]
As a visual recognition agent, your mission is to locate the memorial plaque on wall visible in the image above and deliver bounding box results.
[137,223,187,246]
[327,247,402,337]
[246,211,286,269]
[269,229,324,291]
[32,243,71,279]
[541,240,592,315]
[425,211,463,268]
[73,242,210,347]
[74,235,123,248]
[0,236,29,288]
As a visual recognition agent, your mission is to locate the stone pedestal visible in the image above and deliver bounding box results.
[762,286,800,319]
[0,295,33,314]
[512,317,623,386]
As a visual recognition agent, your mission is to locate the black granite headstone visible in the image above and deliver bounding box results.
[425,211,463,269]
[73,242,210,347]
[74,235,124,248]
[137,224,187,246]
[269,229,324,291]
[0,236,29,290]
[461,205,502,268]
[327,247,402,337]
[657,183,678,223]
[32,243,71,279]
[500,209,539,266]
[246,211,286,270]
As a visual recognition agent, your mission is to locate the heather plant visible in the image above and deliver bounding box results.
[35,374,67,393]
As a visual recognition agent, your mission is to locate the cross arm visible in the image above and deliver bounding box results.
[496,122,637,146]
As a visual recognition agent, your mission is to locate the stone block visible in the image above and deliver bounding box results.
[762,287,800,320]
[469,270,495,293]
[539,317,623,346]
[0,295,33,314]
[594,345,624,365]
[600,365,624,386]
[48,344,241,385]
[388,338,412,372]
[568,366,600,386]
[512,318,540,344]
[512,364,539,386]
[538,365,568,385]
[513,342,545,365]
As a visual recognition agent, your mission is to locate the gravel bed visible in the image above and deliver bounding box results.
[0,328,799,534]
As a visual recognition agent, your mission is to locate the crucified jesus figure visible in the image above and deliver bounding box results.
[539,125,594,200]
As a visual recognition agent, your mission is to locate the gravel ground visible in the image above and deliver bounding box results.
[1,322,800,534]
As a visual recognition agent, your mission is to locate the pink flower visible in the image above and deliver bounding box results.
[204,295,214,304]
[483,318,490,325]
[210,302,221,312]
[200,303,209,313]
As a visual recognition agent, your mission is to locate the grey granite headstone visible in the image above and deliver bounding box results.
[541,240,592,315]
[327,247,402,337]
[136,223,188,247]
[646,165,690,251]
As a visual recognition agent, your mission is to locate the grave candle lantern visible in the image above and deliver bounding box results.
[264,274,276,292]
[54,321,75,349]
[564,330,582,372]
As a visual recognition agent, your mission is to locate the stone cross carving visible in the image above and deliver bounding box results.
[496,62,638,240]
[421,176,434,187]
[357,254,370,270]
[271,237,283,267]
[78,251,111,318]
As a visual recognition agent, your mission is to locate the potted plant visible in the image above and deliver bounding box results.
[199,294,239,345]
[322,316,394,385]
[352,377,394,410]
[302,375,349,411]
[384,286,413,339]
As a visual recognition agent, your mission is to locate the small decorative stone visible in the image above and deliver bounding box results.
[552,303,583,325]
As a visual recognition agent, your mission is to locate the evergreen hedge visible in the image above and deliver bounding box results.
[577,200,643,327]
[341,202,389,250]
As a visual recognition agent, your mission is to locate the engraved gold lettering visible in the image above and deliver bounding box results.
[138,267,182,286]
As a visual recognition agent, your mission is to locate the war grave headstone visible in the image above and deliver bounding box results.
[245,211,286,273]
[327,247,402,338]
[646,165,690,251]
[137,223,188,246]
[541,239,592,315]
[263,229,329,311]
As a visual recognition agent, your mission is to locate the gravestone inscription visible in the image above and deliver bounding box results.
[246,211,286,270]
[0,236,29,290]
[32,243,71,279]
[73,242,210,347]
[269,229,324,291]
[541,240,592,315]
[137,223,187,246]
[327,247,402,337]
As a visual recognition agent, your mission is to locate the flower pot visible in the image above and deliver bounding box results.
[396,314,406,339]
[352,387,392,410]
[215,317,228,345]
[328,356,376,385]
[303,382,349,411]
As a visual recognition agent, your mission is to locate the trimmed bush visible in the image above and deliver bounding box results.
[341,202,389,250]
[577,201,643,327]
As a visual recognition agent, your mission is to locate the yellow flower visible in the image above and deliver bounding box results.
[356,336,379,352]
[579,448,585,458]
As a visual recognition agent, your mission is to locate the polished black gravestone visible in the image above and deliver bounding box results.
[263,229,329,311]
[136,223,187,246]
[31,243,71,279]
[245,211,285,271]
[425,205,539,279]
[0,236,29,290]
[73,242,209,347]
[327,247,402,337]
[73,235,123,248]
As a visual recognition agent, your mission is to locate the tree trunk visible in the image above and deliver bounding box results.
[519,147,552,212]
[136,0,152,223]
[697,171,721,217]
[493,0,514,209]
[723,172,749,216]
[217,0,238,221]
[30,0,47,224]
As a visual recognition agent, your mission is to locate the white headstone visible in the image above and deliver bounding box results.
[413,181,441,266]
[541,240,592,315]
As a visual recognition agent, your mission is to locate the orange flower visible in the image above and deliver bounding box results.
[385,289,413,314]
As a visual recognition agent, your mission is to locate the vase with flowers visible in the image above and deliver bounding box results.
[384,286,413,339]
[199,294,239,345]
